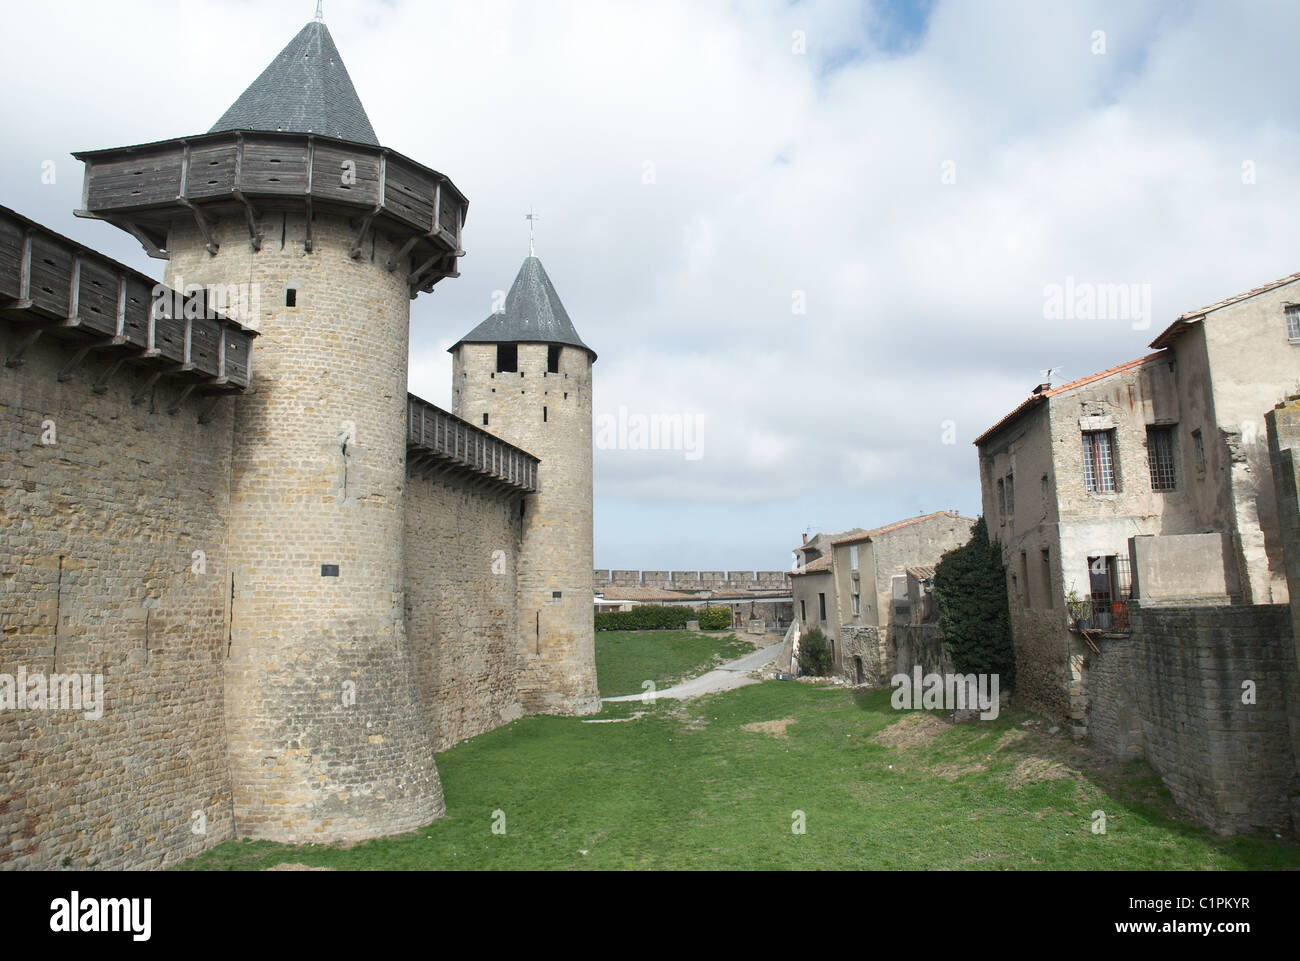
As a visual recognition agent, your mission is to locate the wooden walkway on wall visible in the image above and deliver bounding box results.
[0,204,257,400]
[407,394,539,494]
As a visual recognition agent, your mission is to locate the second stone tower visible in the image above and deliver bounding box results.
[450,256,600,715]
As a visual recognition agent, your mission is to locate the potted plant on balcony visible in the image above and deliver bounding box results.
[1066,585,1093,632]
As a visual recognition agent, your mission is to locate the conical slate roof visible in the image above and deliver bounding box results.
[454,257,596,360]
[210,20,379,146]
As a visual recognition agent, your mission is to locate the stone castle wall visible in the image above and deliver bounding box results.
[1086,601,1300,835]
[0,330,237,869]
[404,471,525,751]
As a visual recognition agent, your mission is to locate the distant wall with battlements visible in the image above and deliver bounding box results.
[594,569,792,591]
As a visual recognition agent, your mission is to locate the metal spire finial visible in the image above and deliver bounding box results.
[315,1,324,22]
[526,207,540,257]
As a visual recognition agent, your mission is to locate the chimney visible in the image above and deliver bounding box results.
[1031,383,1051,395]
[802,533,808,544]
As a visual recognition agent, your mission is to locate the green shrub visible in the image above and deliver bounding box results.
[797,626,833,676]
[933,516,1015,687]
[594,605,695,632]
[697,606,732,631]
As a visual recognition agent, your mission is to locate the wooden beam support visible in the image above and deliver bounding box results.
[131,369,163,406]
[56,344,95,382]
[118,220,169,260]
[180,200,219,256]
[167,381,198,415]
[5,328,42,368]
[385,235,421,272]
[234,135,263,251]
[92,353,133,394]
[197,396,224,425]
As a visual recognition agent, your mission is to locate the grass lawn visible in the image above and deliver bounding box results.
[593,629,755,697]
[179,663,1300,870]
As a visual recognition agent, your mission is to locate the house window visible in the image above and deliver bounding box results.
[1005,473,1015,518]
[818,593,827,621]
[892,575,910,617]
[997,478,1006,524]
[482,413,489,426]
[850,545,859,571]
[1287,305,1300,342]
[800,600,806,622]
[1082,430,1117,493]
[852,592,860,615]
[496,343,518,373]
[1020,552,1030,608]
[1147,426,1176,491]
[1087,556,1117,629]
[1192,428,1207,473]
[548,344,561,373]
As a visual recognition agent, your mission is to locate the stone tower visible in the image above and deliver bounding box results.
[76,18,469,842]
[450,257,600,715]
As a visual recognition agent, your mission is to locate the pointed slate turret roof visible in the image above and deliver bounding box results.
[210,20,379,146]
[454,257,596,360]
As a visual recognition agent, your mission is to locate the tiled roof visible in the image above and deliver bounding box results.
[452,257,595,359]
[791,528,867,553]
[211,21,378,146]
[906,565,936,581]
[973,352,1168,447]
[831,512,975,546]
[1149,271,1300,349]
[791,555,833,575]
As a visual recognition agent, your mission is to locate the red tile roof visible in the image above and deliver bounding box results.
[973,351,1168,447]
[790,554,833,576]
[831,511,976,547]
[1149,270,1300,349]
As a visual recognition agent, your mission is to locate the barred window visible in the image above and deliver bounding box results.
[1147,426,1176,491]
[1287,305,1300,341]
[1082,430,1116,493]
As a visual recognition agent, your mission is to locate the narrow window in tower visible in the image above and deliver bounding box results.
[285,288,297,307]
[482,413,489,426]
[548,344,561,373]
[543,406,548,422]
[496,343,518,373]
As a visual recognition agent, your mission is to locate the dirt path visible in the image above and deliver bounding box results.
[601,640,784,704]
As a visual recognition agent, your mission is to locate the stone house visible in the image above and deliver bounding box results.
[975,270,1300,726]
[790,513,975,683]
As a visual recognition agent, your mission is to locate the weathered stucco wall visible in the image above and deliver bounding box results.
[0,329,236,869]
[1201,280,1300,604]
[404,470,524,751]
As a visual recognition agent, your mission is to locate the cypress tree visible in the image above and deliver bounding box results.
[933,516,1015,687]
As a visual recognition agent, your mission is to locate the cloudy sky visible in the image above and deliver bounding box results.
[3,0,1298,572]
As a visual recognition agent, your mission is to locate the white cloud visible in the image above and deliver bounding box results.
[3,0,1297,568]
